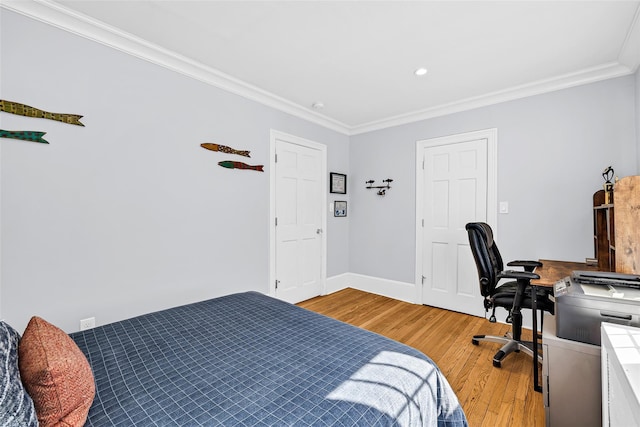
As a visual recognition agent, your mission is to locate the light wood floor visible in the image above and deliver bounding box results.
[297,288,545,427]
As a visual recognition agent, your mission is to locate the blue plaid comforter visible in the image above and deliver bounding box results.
[71,292,467,426]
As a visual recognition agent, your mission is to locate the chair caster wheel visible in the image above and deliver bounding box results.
[472,339,479,346]
[493,360,502,368]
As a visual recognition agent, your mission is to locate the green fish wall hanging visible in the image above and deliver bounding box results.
[201,143,250,157]
[0,99,84,126]
[218,161,264,172]
[0,129,49,144]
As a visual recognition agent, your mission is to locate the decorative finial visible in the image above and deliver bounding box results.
[602,166,614,204]
[602,166,614,184]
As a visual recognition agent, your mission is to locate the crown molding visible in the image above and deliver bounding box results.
[349,61,635,135]
[2,0,638,137]
[0,0,351,135]
[618,2,640,72]
[350,4,640,135]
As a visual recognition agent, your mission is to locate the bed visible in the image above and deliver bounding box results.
[4,291,467,426]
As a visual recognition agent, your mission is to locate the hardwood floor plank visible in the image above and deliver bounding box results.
[496,401,516,426]
[481,409,500,427]
[297,288,545,427]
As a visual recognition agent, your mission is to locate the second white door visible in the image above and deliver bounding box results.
[418,130,496,316]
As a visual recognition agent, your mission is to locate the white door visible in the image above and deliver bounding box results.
[416,129,497,316]
[271,131,326,303]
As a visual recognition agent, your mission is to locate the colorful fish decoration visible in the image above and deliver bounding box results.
[0,129,49,144]
[218,161,264,172]
[0,99,84,126]
[201,143,250,157]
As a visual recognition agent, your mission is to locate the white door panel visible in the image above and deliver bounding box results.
[417,130,497,316]
[272,133,326,304]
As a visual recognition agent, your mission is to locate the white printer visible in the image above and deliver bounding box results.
[553,271,640,345]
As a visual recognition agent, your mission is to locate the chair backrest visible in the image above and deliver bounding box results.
[465,222,504,297]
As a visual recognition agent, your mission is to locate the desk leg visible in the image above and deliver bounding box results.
[532,287,541,392]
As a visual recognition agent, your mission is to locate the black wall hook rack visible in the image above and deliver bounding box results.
[366,179,393,196]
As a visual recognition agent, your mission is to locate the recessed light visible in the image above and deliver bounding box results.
[312,101,324,110]
[414,67,428,76]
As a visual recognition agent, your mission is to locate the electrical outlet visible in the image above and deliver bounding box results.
[79,317,95,331]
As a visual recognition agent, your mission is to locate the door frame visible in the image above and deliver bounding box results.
[269,129,327,299]
[414,128,498,305]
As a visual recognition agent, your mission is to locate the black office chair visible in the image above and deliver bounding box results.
[465,222,554,367]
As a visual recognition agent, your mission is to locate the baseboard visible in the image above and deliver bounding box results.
[326,273,417,304]
[325,273,352,295]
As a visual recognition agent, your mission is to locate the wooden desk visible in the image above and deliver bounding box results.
[529,259,599,391]
[532,259,597,287]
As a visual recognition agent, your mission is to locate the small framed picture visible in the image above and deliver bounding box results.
[330,172,347,194]
[334,201,347,217]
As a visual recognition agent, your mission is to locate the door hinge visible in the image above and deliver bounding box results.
[275,217,278,226]
[421,219,424,227]
[422,275,426,284]
[275,279,280,289]
[544,375,550,407]
[275,153,278,163]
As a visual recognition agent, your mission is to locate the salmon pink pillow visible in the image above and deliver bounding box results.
[18,316,95,427]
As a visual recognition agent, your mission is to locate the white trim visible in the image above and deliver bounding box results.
[326,273,351,295]
[325,273,430,306]
[350,63,633,135]
[340,273,416,304]
[325,273,422,306]
[1,0,350,135]
[2,1,638,136]
[269,130,327,300]
[0,128,2,320]
[618,3,640,72]
[414,128,498,305]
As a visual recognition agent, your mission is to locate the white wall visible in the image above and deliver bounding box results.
[349,76,638,284]
[636,67,640,171]
[0,10,350,332]
[1,10,638,332]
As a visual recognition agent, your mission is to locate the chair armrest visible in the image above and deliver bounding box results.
[507,260,542,268]
[498,270,540,281]
[507,260,543,272]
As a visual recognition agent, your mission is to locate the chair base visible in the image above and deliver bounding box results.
[471,333,543,368]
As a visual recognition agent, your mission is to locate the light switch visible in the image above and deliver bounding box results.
[499,201,509,214]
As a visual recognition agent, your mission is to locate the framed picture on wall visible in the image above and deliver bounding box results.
[334,201,347,217]
[330,172,347,194]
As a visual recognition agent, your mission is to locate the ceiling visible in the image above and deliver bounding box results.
[4,1,640,134]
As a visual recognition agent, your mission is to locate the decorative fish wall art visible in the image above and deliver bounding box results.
[201,143,250,157]
[218,161,264,172]
[0,130,49,144]
[200,141,262,172]
[0,99,84,126]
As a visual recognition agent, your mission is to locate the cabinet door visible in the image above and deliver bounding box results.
[614,176,640,274]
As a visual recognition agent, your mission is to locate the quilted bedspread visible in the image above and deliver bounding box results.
[70,292,467,426]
